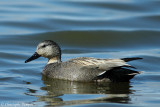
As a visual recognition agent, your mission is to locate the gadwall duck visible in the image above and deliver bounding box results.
[25,40,142,82]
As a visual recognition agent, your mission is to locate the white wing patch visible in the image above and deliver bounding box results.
[98,71,106,76]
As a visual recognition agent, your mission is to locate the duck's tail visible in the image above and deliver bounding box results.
[121,57,143,62]
[106,57,143,82]
[105,67,142,82]
[94,57,143,82]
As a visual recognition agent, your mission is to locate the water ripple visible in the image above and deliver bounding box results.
[0,0,160,107]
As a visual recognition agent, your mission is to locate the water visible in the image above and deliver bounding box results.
[0,0,160,107]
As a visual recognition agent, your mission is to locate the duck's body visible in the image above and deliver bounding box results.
[25,40,142,82]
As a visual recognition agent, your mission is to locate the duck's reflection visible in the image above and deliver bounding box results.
[37,75,134,106]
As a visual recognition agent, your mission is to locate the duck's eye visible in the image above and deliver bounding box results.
[42,45,46,48]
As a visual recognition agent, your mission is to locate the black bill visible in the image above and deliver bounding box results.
[25,52,41,63]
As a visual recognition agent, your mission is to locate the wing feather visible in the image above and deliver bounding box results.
[70,57,130,71]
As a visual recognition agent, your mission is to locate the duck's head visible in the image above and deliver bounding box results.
[25,40,61,63]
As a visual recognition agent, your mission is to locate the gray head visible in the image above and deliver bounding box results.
[25,40,61,63]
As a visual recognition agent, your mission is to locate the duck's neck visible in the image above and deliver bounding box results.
[47,56,61,64]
